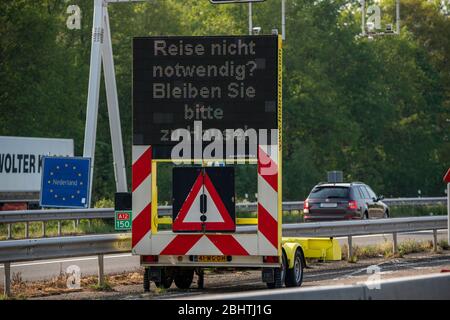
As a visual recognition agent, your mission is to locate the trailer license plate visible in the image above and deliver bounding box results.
[197,255,227,263]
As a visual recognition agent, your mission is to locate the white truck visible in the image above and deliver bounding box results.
[0,136,74,210]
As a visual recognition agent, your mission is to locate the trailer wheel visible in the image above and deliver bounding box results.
[285,249,304,287]
[143,267,150,292]
[196,268,205,289]
[154,268,173,289]
[267,251,287,289]
[174,268,194,289]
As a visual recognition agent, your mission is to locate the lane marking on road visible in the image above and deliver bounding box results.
[331,256,450,281]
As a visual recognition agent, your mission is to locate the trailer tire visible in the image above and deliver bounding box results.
[154,268,173,289]
[196,268,205,289]
[174,268,194,289]
[267,251,287,289]
[143,267,150,292]
[285,249,304,287]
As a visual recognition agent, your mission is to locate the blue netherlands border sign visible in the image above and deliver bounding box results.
[40,157,91,208]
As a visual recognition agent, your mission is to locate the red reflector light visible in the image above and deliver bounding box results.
[303,199,309,213]
[142,255,158,263]
[263,256,279,263]
[348,200,358,210]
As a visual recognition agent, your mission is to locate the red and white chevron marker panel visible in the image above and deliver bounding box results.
[257,144,279,255]
[132,144,279,258]
[132,145,152,254]
[151,234,258,256]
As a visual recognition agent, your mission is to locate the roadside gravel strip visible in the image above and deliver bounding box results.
[30,251,450,300]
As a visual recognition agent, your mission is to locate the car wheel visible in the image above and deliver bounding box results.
[267,251,287,289]
[285,249,304,287]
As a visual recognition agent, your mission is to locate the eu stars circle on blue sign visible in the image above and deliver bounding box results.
[40,157,91,208]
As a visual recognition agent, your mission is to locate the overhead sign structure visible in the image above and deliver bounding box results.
[0,136,74,193]
[172,167,235,232]
[133,35,280,160]
[40,157,91,208]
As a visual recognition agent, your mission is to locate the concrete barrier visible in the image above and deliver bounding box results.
[182,273,450,300]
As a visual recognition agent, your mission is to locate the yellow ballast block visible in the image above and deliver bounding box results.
[282,237,342,261]
[157,217,173,225]
[236,218,258,225]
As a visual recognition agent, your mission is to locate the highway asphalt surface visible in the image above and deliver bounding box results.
[31,251,450,300]
[0,230,447,286]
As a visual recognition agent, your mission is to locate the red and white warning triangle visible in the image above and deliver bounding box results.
[173,172,235,232]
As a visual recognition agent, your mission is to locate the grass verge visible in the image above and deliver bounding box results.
[0,219,115,240]
[0,270,143,299]
[90,281,113,292]
[342,239,449,262]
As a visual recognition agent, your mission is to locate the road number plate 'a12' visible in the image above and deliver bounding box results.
[115,211,132,230]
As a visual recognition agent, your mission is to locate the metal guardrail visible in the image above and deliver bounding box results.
[274,216,448,238]
[382,197,447,205]
[0,233,130,264]
[0,197,446,239]
[0,197,446,224]
[0,217,446,264]
[235,215,447,236]
[0,233,130,297]
[238,216,447,257]
[0,215,447,296]
[0,208,115,224]
[269,197,447,211]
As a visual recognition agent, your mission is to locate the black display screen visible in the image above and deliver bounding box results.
[133,35,279,159]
